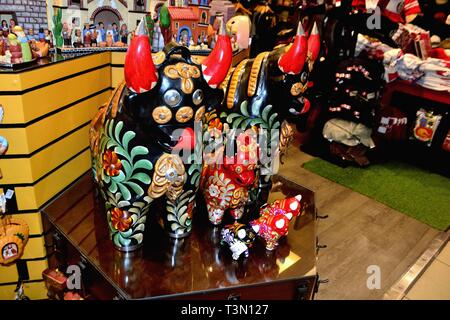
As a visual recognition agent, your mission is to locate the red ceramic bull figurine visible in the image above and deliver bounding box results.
[251,195,303,251]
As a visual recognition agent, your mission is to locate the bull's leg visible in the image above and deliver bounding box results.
[164,184,197,238]
[229,206,245,221]
[208,207,226,226]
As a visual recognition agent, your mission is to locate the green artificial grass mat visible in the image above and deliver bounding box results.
[303,158,450,230]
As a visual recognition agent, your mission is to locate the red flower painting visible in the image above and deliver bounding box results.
[102,149,123,176]
[110,207,133,232]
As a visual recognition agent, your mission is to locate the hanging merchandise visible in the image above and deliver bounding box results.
[442,130,450,152]
[412,108,442,146]
[0,215,29,265]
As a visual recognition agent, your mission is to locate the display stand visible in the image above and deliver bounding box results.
[42,173,319,300]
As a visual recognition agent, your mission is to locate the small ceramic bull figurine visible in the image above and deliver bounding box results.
[201,129,259,225]
[89,19,232,251]
[220,222,258,260]
[250,195,302,251]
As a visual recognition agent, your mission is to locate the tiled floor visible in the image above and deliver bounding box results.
[404,242,450,300]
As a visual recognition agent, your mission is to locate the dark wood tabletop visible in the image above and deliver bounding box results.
[42,173,317,299]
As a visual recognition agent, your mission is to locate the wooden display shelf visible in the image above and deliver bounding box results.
[42,173,318,300]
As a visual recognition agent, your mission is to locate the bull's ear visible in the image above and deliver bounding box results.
[278,23,308,75]
[308,22,320,63]
[201,17,233,88]
[124,18,158,93]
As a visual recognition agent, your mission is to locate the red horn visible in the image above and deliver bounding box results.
[308,22,320,63]
[201,17,232,88]
[124,18,158,93]
[278,23,308,75]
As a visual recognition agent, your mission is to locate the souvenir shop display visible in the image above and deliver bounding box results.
[89,18,232,251]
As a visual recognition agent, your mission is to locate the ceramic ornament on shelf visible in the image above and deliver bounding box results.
[226,14,251,50]
[89,18,232,251]
[201,21,320,217]
[250,195,302,251]
[220,222,258,260]
[201,129,259,225]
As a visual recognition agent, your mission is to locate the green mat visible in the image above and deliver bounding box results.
[303,158,450,231]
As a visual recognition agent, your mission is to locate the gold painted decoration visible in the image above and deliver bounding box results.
[181,78,194,94]
[176,107,194,123]
[152,51,166,65]
[227,59,248,109]
[290,82,306,96]
[247,52,269,97]
[219,67,235,91]
[152,106,173,124]
[195,106,205,122]
[230,187,246,208]
[163,63,201,94]
[279,120,294,161]
[148,153,186,201]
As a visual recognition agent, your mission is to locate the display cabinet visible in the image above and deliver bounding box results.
[42,173,319,300]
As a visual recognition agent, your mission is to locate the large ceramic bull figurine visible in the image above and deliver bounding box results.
[89,19,232,251]
[202,22,320,221]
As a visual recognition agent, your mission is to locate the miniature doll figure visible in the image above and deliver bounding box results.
[9,18,16,33]
[44,29,52,46]
[62,22,72,47]
[27,28,37,41]
[106,32,113,47]
[1,20,8,36]
[112,23,120,43]
[82,23,90,38]
[91,28,98,47]
[12,26,32,62]
[84,30,91,47]
[97,21,106,42]
[72,29,83,47]
[120,23,128,44]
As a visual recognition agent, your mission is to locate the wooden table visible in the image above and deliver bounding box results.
[41,173,318,300]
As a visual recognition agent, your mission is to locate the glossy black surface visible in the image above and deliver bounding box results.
[42,173,317,299]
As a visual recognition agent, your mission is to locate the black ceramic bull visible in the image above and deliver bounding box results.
[202,22,320,219]
[89,19,231,251]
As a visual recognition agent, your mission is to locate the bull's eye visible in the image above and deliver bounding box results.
[164,89,181,107]
[301,72,308,83]
[192,89,204,105]
[235,166,242,174]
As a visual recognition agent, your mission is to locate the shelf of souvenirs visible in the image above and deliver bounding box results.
[0,50,105,73]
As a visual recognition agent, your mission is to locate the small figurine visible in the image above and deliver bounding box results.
[83,30,91,47]
[106,32,113,47]
[44,29,52,46]
[7,33,23,63]
[72,29,83,48]
[250,195,302,251]
[202,129,258,225]
[30,34,50,58]
[61,22,72,47]
[12,26,32,62]
[220,222,258,260]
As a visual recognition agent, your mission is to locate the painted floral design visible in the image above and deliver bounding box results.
[110,207,133,232]
[102,149,123,176]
